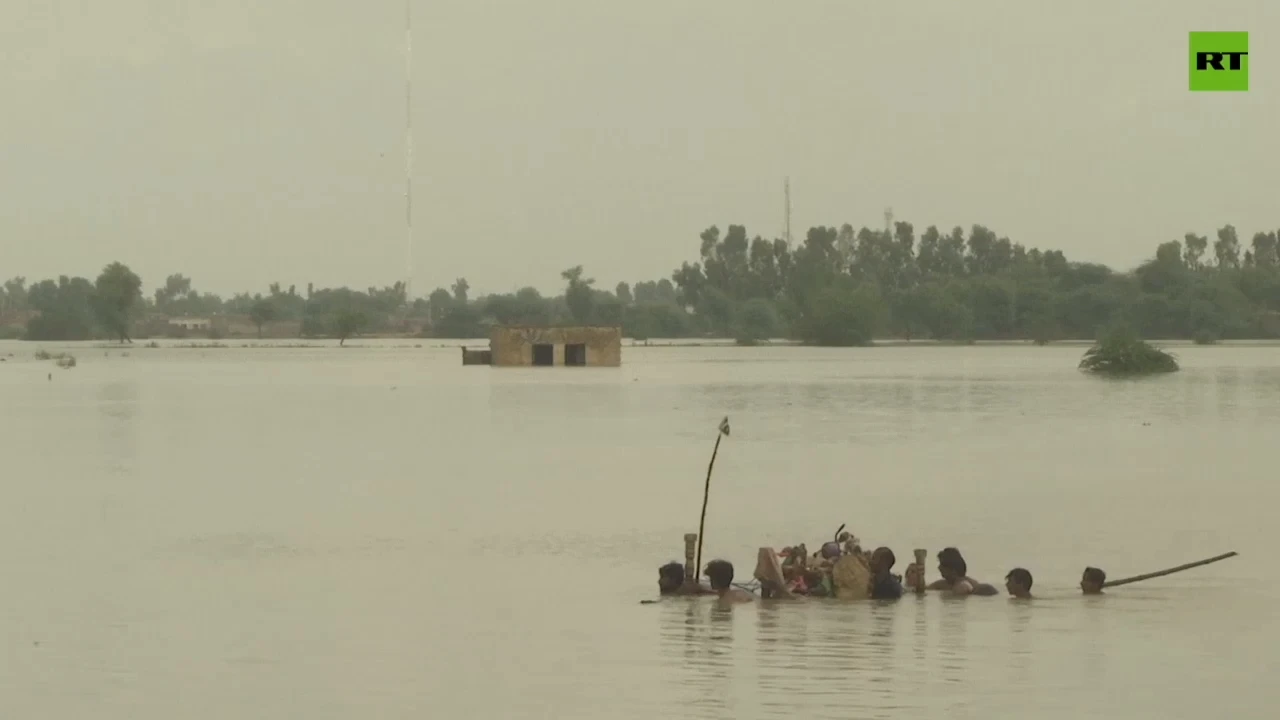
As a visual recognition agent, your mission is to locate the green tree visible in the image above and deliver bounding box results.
[451,278,470,304]
[434,304,483,338]
[561,265,595,323]
[735,298,779,345]
[1214,225,1241,269]
[154,273,192,309]
[93,262,143,343]
[1249,231,1278,268]
[797,280,885,347]
[427,288,453,329]
[1183,233,1208,269]
[333,309,367,346]
[25,276,96,340]
[1079,324,1179,375]
[2,276,27,313]
[249,298,277,338]
[593,293,624,326]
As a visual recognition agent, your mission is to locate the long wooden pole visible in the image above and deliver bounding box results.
[1102,551,1237,588]
[693,417,730,580]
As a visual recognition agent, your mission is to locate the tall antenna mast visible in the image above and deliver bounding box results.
[404,0,414,305]
[884,206,893,239]
[783,177,792,246]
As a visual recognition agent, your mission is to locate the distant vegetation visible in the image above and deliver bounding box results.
[1079,326,1179,376]
[2,222,1279,346]
[34,349,77,368]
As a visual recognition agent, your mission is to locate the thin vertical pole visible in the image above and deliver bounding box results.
[783,177,791,246]
[405,0,414,304]
[696,430,716,576]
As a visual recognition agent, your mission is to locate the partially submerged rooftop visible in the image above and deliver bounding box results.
[463,325,622,366]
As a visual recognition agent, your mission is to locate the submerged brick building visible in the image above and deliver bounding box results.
[467,325,622,367]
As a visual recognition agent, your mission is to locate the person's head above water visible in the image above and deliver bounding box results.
[704,559,735,591]
[658,562,685,595]
[937,547,968,583]
[1005,568,1033,598]
[870,547,896,575]
[1081,567,1106,594]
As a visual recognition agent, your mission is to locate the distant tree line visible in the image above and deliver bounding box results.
[3,221,1279,345]
[0,269,408,344]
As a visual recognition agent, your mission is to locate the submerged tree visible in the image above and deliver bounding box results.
[1078,325,1179,376]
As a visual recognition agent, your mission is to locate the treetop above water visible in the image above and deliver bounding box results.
[1079,326,1180,376]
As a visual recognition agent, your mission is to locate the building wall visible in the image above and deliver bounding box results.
[488,325,622,367]
[213,316,302,338]
[584,329,622,366]
[169,319,211,330]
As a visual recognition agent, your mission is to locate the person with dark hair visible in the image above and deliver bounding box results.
[926,547,999,596]
[1005,568,1034,599]
[1081,567,1107,595]
[657,562,714,596]
[704,559,755,603]
[869,547,905,599]
[658,562,686,595]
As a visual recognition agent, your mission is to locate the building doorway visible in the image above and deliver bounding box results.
[531,343,554,366]
[564,343,587,366]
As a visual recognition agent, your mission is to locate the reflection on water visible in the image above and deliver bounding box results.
[0,341,1277,719]
[97,380,138,478]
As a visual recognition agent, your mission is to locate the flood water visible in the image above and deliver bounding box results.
[1,339,1276,719]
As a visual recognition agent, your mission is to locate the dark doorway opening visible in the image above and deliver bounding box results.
[564,343,587,366]
[531,344,554,366]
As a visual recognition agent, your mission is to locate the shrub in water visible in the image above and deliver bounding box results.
[1079,326,1179,376]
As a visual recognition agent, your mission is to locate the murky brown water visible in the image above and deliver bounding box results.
[1,340,1276,718]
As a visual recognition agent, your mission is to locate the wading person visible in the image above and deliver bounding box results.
[658,562,713,596]
[704,559,756,604]
[869,547,905,600]
[658,562,686,595]
[1005,568,1033,599]
[1080,567,1107,595]
[927,547,999,596]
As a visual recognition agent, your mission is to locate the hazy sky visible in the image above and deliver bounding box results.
[1,1,1276,298]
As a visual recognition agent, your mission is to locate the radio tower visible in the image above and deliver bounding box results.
[403,0,414,306]
[884,206,894,239]
[783,177,792,246]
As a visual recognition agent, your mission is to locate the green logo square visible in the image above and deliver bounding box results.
[1190,32,1249,92]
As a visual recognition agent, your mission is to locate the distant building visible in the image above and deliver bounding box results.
[475,325,623,367]
[168,317,211,331]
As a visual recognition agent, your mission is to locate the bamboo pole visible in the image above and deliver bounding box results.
[1102,551,1238,588]
[692,417,730,582]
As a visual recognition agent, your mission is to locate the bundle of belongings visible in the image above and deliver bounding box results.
[753,531,874,599]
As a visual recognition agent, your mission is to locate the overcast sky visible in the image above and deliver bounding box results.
[1,1,1276,298]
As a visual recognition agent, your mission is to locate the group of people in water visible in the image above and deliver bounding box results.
[658,543,1111,603]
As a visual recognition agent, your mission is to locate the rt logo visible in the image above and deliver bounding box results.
[1190,31,1248,91]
